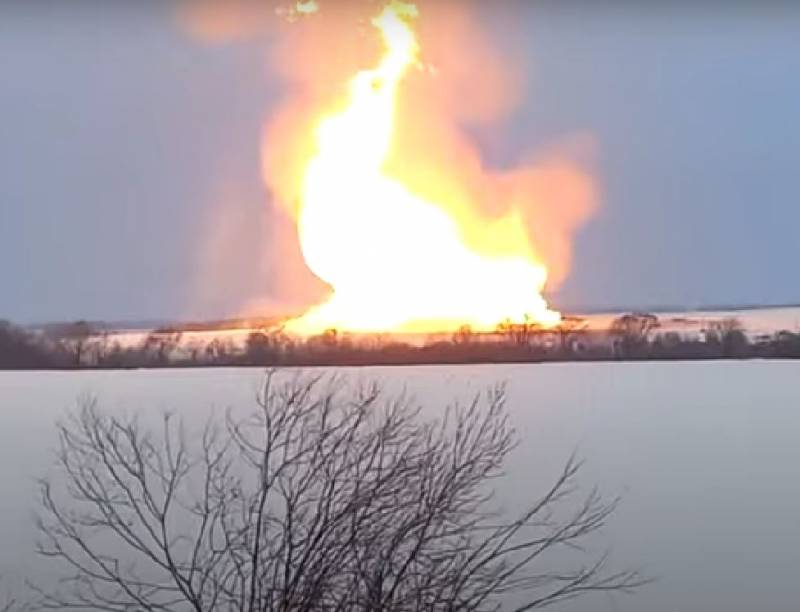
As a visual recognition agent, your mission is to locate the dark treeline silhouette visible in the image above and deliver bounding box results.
[0,321,53,369]
[2,313,800,370]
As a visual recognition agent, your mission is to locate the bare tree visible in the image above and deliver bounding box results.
[244,330,296,366]
[496,316,541,347]
[555,317,588,356]
[0,321,51,369]
[33,373,645,611]
[452,324,474,346]
[50,321,94,366]
[609,313,660,358]
[204,338,234,364]
[704,318,749,357]
[143,330,184,366]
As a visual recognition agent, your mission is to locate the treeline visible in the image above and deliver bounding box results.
[2,313,800,370]
[0,320,180,369]
[238,315,800,366]
[604,313,796,360]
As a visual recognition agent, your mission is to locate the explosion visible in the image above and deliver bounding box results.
[179,0,597,334]
[285,1,559,334]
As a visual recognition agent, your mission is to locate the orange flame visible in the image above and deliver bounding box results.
[285,2,560,334]
[175,1,597,331]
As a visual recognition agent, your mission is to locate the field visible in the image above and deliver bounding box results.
[1,362,799,611]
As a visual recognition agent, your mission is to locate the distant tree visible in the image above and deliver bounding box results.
[555,316,588,355]
[496,315,541,347]
[204,338,234,364]
[452,324,474,345]
[95,339,137,369]
[186,342,201,364]
[770,330,800,358]
[33,373,645,611]
[0,321,50,369]
[320,327,339,348]
[143,330,183,365]
[91,331,112,365]
[301,329,359,363]
[704,318,749,358]
[245,331,280,365]
[651,331,679,352]
[609,313,660,358]
[53,321,94,366]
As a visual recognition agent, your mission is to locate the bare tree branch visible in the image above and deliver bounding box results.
[31,371,646,610]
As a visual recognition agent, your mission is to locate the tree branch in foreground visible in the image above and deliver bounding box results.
[33,372,647,610]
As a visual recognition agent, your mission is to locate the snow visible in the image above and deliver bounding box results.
[1,362,799,611]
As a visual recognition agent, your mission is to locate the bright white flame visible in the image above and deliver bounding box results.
[287,2,559,334]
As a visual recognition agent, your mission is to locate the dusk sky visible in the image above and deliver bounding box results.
[2,2,799,323]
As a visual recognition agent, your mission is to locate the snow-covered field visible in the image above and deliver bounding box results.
[1,362,799,611]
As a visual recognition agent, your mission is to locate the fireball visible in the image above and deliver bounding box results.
[286,1,560,334]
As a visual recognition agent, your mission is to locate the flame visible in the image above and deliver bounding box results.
[285,2,560,334]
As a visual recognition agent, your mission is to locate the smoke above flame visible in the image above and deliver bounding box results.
[179,1,598,334]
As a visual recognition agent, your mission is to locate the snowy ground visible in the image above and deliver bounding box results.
[1,362,799,611]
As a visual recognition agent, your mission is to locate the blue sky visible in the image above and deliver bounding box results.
[1,3,799,323]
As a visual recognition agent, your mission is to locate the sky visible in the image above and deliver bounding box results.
[1,2,799,323]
